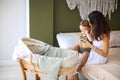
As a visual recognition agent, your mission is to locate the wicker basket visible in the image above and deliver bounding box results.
[17,37,79,80]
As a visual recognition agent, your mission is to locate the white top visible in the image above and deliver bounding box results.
[85,39,107,65]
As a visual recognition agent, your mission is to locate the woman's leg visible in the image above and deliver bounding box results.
[72,52,89,80]
[77,51,89,72]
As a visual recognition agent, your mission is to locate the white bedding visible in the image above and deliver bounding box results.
[82,47,120,80]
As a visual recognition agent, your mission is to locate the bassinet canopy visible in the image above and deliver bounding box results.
[66,0,118,20]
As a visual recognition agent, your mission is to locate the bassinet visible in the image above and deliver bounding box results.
[13,38,79,80]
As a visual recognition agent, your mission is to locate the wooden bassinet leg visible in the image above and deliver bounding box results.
[18,59,27,80]
[66,76,68,80]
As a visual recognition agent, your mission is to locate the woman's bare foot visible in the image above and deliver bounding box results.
[72,73,79,80]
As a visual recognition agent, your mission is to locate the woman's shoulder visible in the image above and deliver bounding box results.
[101,33,110,40]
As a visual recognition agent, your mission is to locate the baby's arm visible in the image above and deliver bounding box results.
[69,45,80,51]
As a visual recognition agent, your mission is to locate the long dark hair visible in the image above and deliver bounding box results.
[88,11,111,40]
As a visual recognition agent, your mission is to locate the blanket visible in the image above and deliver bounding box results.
[33,45,78,79]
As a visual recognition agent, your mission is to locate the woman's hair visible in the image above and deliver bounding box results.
[80,20,90,27]
[88,11,111,40]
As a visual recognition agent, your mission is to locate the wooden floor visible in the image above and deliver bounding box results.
[0,63,87,80]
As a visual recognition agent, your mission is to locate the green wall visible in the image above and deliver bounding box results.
[30,0,53,45]
[110,0,120,30]
[30,0,120,46]
[54,0,80,33]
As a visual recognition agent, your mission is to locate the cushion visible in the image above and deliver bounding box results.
[56,33,80,48]
[109,33,120,47]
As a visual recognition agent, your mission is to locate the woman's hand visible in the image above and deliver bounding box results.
[79,39,92,48]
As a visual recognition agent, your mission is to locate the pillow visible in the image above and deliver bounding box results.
[56,33,80,48]
[109,33,120,47]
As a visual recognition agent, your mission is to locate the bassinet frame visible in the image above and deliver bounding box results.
[18,54,77,80]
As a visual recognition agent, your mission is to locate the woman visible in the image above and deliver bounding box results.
[77,11,111,72]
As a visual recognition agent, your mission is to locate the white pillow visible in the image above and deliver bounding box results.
[109,33,120,47]
[56,33,80,48]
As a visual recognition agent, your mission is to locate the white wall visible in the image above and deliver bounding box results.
[0,0,29,64]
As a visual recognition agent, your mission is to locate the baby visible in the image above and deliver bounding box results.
[78,20,93,53]
[69,20,93,53]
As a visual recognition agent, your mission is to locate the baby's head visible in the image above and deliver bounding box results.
[79,20,91,35]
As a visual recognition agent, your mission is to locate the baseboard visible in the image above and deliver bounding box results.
[0,60,17,65]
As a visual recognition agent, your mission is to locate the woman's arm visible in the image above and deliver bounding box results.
[92,35,109,57]
[81,35,110,57]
